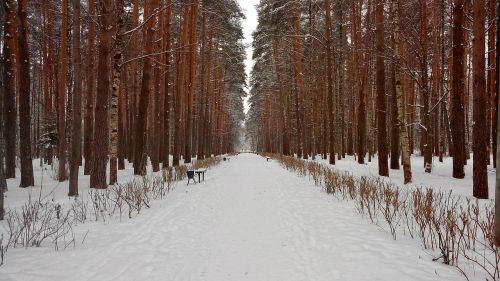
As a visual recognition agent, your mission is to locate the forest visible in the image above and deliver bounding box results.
[248,0,498,199]
[0,0,246,200]
[1,0,500,280]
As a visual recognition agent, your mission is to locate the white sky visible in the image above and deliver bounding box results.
[238,0,259,114]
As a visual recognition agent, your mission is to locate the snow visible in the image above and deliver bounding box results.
[315,154,497,199]
[0,154,464,280]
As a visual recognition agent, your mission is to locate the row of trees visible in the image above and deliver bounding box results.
[247,0,498,200]
[0,0,246,204]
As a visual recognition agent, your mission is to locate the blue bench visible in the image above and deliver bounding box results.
[187,170,196,185]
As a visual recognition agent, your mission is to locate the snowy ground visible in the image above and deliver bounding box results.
[315,154,497,199]
[0,154,464,281]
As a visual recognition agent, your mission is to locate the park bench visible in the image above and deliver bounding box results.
[187,170,197,185]
[187,169,207,185]
[266,156,270,162]
[195,169,206,182]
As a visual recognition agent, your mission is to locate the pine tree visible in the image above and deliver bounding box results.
[58,0,69,182]
[69,0,82,196]
[134,0,159,174]
[376,0,389,176]
[91,0,115,189]
[472,0,488,198]
[109,0,125,185]
[3,0,16,179]
[18,0,34,187]
[84,0,96,175]
[451,0,466,179]
[325,0,335,165]
[392,0,412,183]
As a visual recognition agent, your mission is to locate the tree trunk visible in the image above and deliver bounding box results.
[90,0,114,188]
[325,0,335,165]
[451,0,466,179]
[0,2,7,219]
[109,0,124,185]
[392,0,412,184]
[420,0,433,173]
[69,0,82,196]
[84,0,96,175]
[376,0,389,176]
[173,3,190,166]
[18,0,34,187]
[355,0,366,164]
[184,0,198,163]
[3,0,16,179]
[491,0,498,168]
[57,0,69,182]
[494,0,500,247]
[134,0,159,174]
[337,4,346,159]
[162,0,172,168]
[293,0,304,159]
[129,0,139,164]
[197,8,207,160]
[472,0,488,199]
[390,54,400,169]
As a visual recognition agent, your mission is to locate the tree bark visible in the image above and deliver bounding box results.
[494,0,500,247]
[376,0,389,176]
[173,3,190,166]
[472,0,488,199]
[162,0,172,168]
[392,0,412,184]
[129,0,139,164]
[133,0,159,174]
[90,0,114,188]
[3,0,16,179]
[390,55,400,169]
[451,0,466,179]
[109,0,124,185]
[69,0,82,196]
[18,0,34,187]
[490,0,498,168]
[184,0,198,164]
[83,0,96,175]
[325,0,335,165]
[293,0,304,159]
[355,0,366,164]
[57,0,69,182]
[0,1,7,219]
[420,0,433,173]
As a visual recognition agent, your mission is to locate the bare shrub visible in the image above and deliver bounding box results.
[5,199,74,249]
[0,234,5,266]
[269,153,498,280]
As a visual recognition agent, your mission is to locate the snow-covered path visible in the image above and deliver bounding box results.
[1,154,462,281]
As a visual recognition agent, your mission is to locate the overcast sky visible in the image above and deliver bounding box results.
[237,0,259,113]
